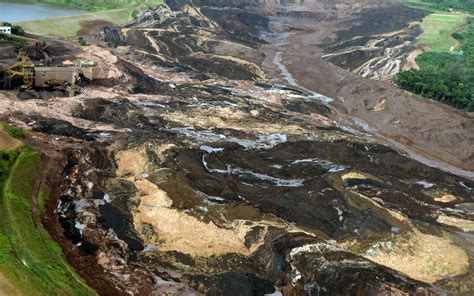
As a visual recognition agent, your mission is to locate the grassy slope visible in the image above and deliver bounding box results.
[17,8,133,38]
[16,0,163,38]
[400,0,474,14]
[418,12,468,52]
[0,137,96,295]
[40,0,163,11]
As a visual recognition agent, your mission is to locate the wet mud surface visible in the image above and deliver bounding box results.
[0,0,473,295]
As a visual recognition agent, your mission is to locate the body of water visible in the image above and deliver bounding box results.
[0,0,83,23]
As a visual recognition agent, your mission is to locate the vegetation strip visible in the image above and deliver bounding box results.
[0,135,96,295]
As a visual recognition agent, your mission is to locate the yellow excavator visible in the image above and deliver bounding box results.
[1,49,35,89]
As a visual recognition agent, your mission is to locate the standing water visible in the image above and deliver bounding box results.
[0,0,83,22]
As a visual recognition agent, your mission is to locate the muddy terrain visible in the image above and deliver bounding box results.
[0,0,473,295]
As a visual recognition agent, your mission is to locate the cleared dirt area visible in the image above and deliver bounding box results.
[0,273,22,296]
[418,12,469,52]
[404,48,423,70]
[0,127,22,151]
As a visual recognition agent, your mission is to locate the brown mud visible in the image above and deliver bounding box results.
[0,0,473,295]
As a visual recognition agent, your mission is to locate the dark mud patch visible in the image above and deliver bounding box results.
[162,139,472,242]
[78,20,115,37]
[74,97,154,128]
[186,272,275,296]
[29,116,94,141]
[40,150,125,296]
[99,203,144,252]
[335,5,427,41]
[179,54,262,80]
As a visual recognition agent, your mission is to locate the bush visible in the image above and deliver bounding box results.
[77,36,88,46]
[2,123,26,139]
[1,22,25,36]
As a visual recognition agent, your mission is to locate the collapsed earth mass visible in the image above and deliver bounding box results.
[0,0,473,295]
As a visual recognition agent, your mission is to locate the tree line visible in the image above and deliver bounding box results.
[396,19,474,111]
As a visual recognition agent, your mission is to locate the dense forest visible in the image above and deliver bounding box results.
[396,19,474,111]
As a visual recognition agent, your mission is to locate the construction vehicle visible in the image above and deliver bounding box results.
[35,40,51,66]
[1,49,35,89]
[0,49,94,91]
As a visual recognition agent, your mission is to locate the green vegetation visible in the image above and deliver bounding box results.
[0,35,25,50]
[77,36,88,46]
[417,12,468,52]
[396,18,474,111]
[0,145,96,295]
[394,0,474,111]
[2,123,26,139]
[40,0,163,12]
[37,184,51,216]
[0,22,25,49]
[17,8,133,38]
[401,0,474,14]
[1,22,25,36]
[16,0,163,38]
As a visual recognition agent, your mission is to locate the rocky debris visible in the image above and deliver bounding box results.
[17,89,40,100]
[97,26,125,47]
[126,5,178,28]
[24,65,469,294]
[319,5,427,80]
[283,237,440,295]
[1,0,473,295]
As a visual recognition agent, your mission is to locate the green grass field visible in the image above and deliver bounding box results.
[17,8,133,38]
[40,0,163,12]
[399,0,443,11]
[0,137,96,295]
[16,0,163,38]
[398,0,474,14]
[417,12,469,52]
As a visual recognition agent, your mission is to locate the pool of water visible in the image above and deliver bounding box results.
[0,0,83,23]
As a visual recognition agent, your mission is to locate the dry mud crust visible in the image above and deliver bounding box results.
[319,4,427,80]
[322,25,423,78]
[0,126,22,150]
[121,2,268,81]
[262,4,474,172]
[279,235,440,296]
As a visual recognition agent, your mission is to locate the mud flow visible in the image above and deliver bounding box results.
[1,0,473,295]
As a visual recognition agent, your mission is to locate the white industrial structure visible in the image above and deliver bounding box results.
[0,26,11,34]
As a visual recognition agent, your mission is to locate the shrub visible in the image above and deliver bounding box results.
[2,123,25,139]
